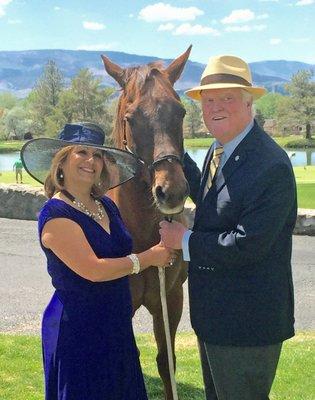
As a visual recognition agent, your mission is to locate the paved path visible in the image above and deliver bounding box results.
[0,218,314,335]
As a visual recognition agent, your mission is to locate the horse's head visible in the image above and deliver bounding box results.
[101,46,192,215]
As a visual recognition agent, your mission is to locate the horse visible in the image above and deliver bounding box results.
[101,46,192,400]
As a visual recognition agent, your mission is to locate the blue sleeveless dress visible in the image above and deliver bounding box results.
[38,197,148,400]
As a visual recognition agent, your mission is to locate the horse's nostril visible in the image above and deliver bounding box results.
[155,185,166,201]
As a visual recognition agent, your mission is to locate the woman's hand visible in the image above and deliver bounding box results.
[138,241,176,268]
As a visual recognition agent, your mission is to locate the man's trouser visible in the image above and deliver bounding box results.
[198,338,282,400]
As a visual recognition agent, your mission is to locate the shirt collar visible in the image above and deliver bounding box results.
[215,119,254,160]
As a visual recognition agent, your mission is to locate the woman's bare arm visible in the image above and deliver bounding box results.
[42,218,171,282]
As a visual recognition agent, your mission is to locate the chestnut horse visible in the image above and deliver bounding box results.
[101,46,191,400]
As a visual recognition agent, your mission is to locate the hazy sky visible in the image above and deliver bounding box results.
[0,0,314,64]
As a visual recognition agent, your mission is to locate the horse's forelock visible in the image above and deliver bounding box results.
[124,62,167,91]
[112,61,178,147]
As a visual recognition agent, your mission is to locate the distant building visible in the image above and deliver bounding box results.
[263,119,315,136]
[263,119,277,136]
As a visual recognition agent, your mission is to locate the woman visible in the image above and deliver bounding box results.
[21,122,175,400]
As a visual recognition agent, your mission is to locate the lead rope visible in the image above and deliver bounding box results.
[158,215,178,400]
[122,122,178,397]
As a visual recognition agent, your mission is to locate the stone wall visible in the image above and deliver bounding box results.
[0,184,314,235]
[0,184,46,220]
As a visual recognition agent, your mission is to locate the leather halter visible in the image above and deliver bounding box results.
[122,118,183,171]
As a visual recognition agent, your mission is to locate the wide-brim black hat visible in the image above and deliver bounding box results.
[20,123,139,190]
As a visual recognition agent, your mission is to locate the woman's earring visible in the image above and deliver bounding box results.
[57,168,64,180]
[97,181,101,187]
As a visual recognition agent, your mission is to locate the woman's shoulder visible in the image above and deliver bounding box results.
[38,198,73,226]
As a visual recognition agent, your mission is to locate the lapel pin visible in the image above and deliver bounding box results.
[235,155,240,161]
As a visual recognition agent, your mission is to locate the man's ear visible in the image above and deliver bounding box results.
[247,97,253,110]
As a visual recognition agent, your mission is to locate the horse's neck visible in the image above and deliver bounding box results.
[109,179,161,252]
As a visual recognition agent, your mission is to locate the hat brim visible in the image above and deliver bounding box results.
[20,138,140,190]
[185,83,266,101]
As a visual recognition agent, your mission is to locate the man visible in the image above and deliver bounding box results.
[13,158,23,184]
[159,55,297,400]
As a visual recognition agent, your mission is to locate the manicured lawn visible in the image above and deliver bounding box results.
[0,136,314,152]
[183,135,315,149]
[0,332,313,400]
[294,166,315,183]
[2,166,314,209]
[0,140,25,153]
[0,171,40,186]
[294,166,315,209]
[297,183,315,209]
[275,135,315,149]
[184,137,214,147]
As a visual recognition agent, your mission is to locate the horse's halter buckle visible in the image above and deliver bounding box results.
[122,118,183,171]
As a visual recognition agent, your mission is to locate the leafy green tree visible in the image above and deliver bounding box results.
[284,70,315,139]
[182,97,203,138]
[68,69,114,122]
[254,107,265,129]
[255,92,283,120]
[47,69,115,139]
[3,107,32,139]
[28,60,64,134]
[0,92,18,110]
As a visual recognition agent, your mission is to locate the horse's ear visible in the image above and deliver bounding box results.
[165,45,192,86]
[101,55,126,88]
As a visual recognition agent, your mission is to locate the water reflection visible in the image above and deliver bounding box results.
[0,149,315,172]
[187,148,315,170]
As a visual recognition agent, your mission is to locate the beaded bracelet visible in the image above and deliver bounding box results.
[127,253,141,274]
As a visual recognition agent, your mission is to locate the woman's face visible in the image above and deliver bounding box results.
[62,146,105,187]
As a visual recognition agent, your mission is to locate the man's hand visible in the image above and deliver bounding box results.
[159,220,188,249]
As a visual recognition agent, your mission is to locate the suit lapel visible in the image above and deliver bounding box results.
[194,123,261,226]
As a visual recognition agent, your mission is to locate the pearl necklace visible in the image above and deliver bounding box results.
[61,190,105,222]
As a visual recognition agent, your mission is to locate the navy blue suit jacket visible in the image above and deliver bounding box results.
[183,121,297,346]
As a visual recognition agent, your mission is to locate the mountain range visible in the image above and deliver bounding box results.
[0,49,314,98]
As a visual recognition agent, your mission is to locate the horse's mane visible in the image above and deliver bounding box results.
[112,62,172,148]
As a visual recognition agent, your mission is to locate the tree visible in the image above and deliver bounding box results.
[254,92,283,120]
[49,69,115,139]
[182,98,203,138]
[68,69,114,121]
[28,60,64,134]
[3,106,32,139]
[0,92,18,110]
[254,108,265,129]
[284,70,315,139]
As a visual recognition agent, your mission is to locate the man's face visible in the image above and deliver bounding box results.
[201,88,253,144]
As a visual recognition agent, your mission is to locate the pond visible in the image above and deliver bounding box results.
[0,151,20,171]
[186,148,315,170]
[0,149,314,172]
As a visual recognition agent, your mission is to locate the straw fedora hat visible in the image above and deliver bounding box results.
[185,55,266,101]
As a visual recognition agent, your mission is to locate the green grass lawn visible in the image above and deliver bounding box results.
[0,171,40,186]
[1,166,314,208]
[0,332,313,400]
[1,136,314,152]
[0,140,25,153]
[294,166,315,209]
[183,135,315,149]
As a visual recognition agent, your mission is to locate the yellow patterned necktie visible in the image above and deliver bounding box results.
[204,145,224,197]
